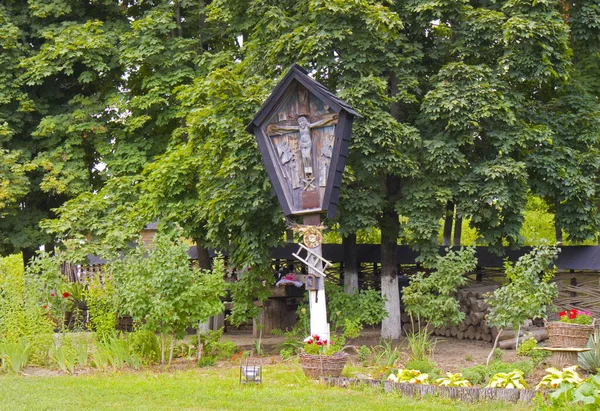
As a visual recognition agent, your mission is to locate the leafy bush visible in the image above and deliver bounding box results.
[536,366,584,390]
[128,329,160,365]
[85,272,117,343]
[323,284,387,336]
[579,331,600,373]
[485,245,558,364]
[486,370,529,389]
[517,336,550,367]
[461,360,534,385]
[357,345,371,364]
[535,371,599,410]
[111,228,226,364]
[461,364,487,385]
[434,372,472,387]
[0,254,54,365]
[199,328,239,360]
[405,358,438,375]
[387,369,429,384]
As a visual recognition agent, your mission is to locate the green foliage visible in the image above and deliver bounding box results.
[536,374,600,410]
[373,339,401,370]
[0,254,54,365]
[128,329,160,365]
[579,331,600,374]
[486,370,529,389]
[84,272,117,343]
[49,333,91,373]
[111,228,226,364]
[406,329,436,362]
[402,247,477,327]
[199,328,239,361]
[387,369,430,385]
[486,245,559,331]
[357,345,371,365]
[434,372,472,387]
[303,334,344,356]
[325,283,387,333]
[0,340,31,374]
[536,366,584,390]
[516,336,550,367]
[461,360,534,386]
[93,334,142,371]
[405,358,439,376]
[50,340,76,374]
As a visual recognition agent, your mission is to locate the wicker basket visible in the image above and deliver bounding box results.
[545,319,595,348]
[299,351,348,379]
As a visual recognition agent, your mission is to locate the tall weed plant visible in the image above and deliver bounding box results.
[0,254,54,365]
[85,272,117,343]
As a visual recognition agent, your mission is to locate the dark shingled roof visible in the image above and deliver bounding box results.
[246,64,360,133]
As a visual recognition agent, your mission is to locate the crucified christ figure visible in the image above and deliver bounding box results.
[267,113,337,175]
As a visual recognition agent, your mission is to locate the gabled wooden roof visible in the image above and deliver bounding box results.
[246,64,360,133]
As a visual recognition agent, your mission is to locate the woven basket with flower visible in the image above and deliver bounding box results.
[299,334,348,379]
[545,309,595,348]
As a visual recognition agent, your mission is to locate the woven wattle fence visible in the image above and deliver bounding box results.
[321,377,541,403]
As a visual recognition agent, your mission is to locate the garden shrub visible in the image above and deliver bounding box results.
[199,328,239,360]
[517,336,550,367]
[85,272,117,343]
[460,359,534,385]
[128,329,161,365]
[405,358,438,375]
[110,228,226,364]
[0,254,54,365]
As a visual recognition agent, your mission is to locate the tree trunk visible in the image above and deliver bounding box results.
[453,216,462,247]
[174,1,183,37]
[555,201,562,243]
[195,240,211,270]
[442,201,454,247]
[380,207,401,339]
[343,233,358,294]
[21,247,36,269]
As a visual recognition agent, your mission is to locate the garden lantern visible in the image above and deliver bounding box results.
[240,359,262,384]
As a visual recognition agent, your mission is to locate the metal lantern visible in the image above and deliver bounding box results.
[240,358,262,384]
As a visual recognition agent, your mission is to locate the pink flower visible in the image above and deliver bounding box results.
[312,334,320,341]
[306,339,313,344]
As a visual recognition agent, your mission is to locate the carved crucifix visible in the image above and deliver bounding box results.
[266,113,338,177]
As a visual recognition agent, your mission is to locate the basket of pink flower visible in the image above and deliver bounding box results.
[299,334,347,379]
[546,309,595,348]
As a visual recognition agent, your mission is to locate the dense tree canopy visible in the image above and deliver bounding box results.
[2,0,600,335]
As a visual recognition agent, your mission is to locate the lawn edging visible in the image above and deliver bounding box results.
[322,377,542,403]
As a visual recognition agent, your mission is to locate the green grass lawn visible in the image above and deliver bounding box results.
[0,363,535,411]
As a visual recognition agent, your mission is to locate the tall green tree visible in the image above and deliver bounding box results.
[7,0,600,340]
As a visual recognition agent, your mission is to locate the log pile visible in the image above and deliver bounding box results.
[400,283,550,347]
[434,284,498,342]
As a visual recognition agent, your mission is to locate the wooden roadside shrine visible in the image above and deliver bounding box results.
[247,64,360,341]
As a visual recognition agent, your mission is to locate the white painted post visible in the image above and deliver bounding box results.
[307,243,330,342]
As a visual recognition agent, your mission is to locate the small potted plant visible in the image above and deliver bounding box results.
[546,309,595,348]
[299,334,347,379]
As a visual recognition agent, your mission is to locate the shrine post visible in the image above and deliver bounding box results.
[247,64,360,342]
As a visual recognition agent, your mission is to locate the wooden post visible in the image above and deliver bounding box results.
[304,214,330,342]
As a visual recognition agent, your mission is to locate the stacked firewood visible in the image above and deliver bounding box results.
[401,283,548,347]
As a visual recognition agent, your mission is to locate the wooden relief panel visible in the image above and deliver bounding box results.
[263,84,338,213]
